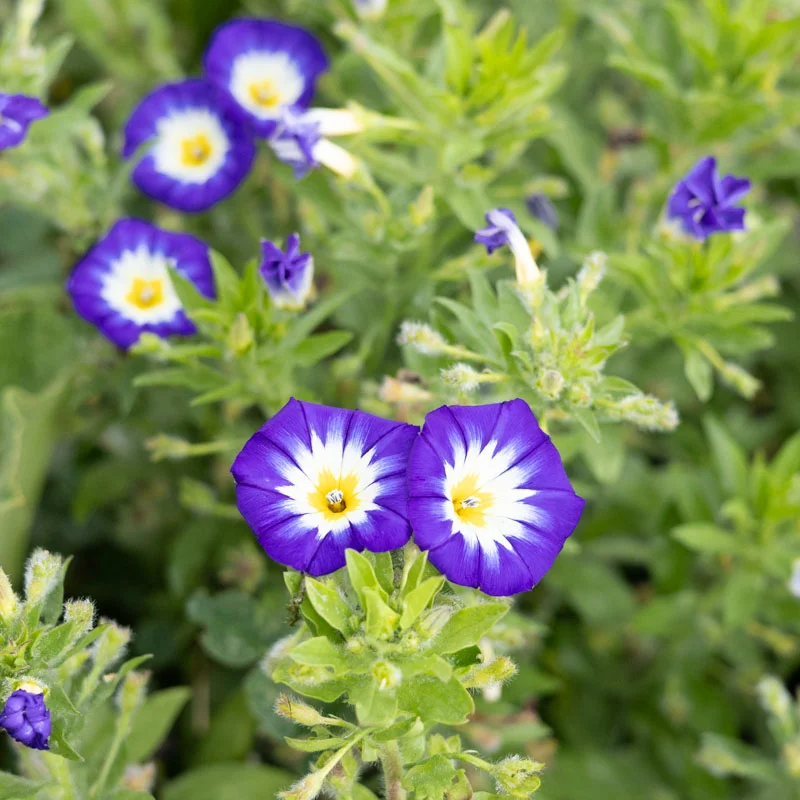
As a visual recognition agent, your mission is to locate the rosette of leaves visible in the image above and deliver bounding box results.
[131,251,357,415]
[0,550,189,800]
[264,547,544,799]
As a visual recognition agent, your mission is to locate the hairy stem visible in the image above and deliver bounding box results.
[380,740,407,800]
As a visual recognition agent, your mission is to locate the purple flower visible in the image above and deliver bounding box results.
[407,400,584,596]
[525,193,559,231]
[269,110,322,178]
[231,399,418,576]
[0,690,51,750]
[474,208,518,254]
[204,19,329,139]
[67,218,216,350]
[667,156,751,240]
[0,93,48,151]
[259,233,314,309]
[123,79,255,213]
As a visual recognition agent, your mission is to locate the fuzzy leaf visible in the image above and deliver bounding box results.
[431,603,509,654]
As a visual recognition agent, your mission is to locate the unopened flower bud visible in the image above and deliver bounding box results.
[24,549,62,606]
[123,764,156,792]
[118,670,149,715]
[372,661,402,691]
[130,332,172,359]
[464,656,517,690]
[493,756,544,797]
[568,380,592,408]
[345,635,366,655]
[537,369,564,400]
[397,321,446,355]
[93,619,132,671]
[718,361,761,399]
[64,599,95,635]
[279,771,327,800]
[378,376,432,405]
[697,735,743,777]
[442,363,479,393]
[227,313,255,356]
[611,394,679,432]
[275,694,336,727]
[287,663,333,686]
[577,251,607,304]
[0,569,18,621]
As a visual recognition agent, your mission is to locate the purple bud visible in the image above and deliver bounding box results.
[525,193,559,230]
[259,234,315,310]
[0,690,51,750]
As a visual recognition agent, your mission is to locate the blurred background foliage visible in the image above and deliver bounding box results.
[1,0,800,797]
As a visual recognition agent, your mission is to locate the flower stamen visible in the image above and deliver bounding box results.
[325,489,347,513]
[180,134,213,166]
[249,80,282,108]
[126,277,164,310]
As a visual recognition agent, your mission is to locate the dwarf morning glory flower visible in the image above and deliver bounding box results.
[475,208,540,285]
[204,19,328,139]
[407,400,584,596]
[260,233,315,309]
[525,193,559,231]
[67,218,215,350]
[0,690,51,750]
[0,93,48,151]
[667,156,751,240]
[123,79,255,212]
[231,399,418,576]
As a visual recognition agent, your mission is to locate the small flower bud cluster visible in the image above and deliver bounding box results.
[118,670,149,715]
[609,394,680,432]
[92,619,132,673]
[536,369,565,400]
[397,321,446,355]
[64,599,96,635]
[442,363,479,393]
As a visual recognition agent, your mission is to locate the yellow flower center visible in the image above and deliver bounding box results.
[126,277,164,310]
[181,134,213,166]
[451,473,493,528]
[308,469,361,521]
[249,80,282,108]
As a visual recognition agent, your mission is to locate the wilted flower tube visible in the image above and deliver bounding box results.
[474,208,540,286]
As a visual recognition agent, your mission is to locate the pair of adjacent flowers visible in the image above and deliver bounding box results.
[232,397,585,597]
[66,218,311,349]
[123,18,355,212]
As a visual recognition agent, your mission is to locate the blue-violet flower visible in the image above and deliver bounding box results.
[667,156,751,240]
[407,400,584,596]
[0,690,51,750]
[231,399,418,575]
[259,233,315,309]
[475,208,540,285]
[123,79,255,212]
[67,218,216,350]
[204,18,328,138]
[0,93,48,151]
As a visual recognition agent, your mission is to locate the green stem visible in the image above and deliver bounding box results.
[46,754,77,800]
[90,712,131,797]
[380,740,407,800]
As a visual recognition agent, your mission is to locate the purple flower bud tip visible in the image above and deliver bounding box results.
[474,208,518,253]
[525,193,559,231]
[0,690,51,750]
[259,233,315,308]
[667,156,751,240]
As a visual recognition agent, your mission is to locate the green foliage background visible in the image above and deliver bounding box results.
[1,0,800,797]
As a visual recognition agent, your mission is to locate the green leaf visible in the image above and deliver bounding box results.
[285,735,351,752]
[31,621,77,664]
[573,407,602,443]
[126,687,191,763]
[684,349,714,402]
[162,764,294,800]
[431,603,509,654]
[305,579,353,634]
[703,416,748,497]
[672,523,737,555]
[290,637,348,672]
[0,773,51,799]
[400,577,444,629]
[397,676,474,725]
[364,588,400,639]
[404,754,471,800]
[723,571,765,629]
[293,330,354,367]
[346,549,386,608]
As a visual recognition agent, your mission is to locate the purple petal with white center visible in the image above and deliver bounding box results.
[66,218,215,350]
[408,400,584,596]
[204,19,329,138]
[123,79,255,212]
[231,398,418,575]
